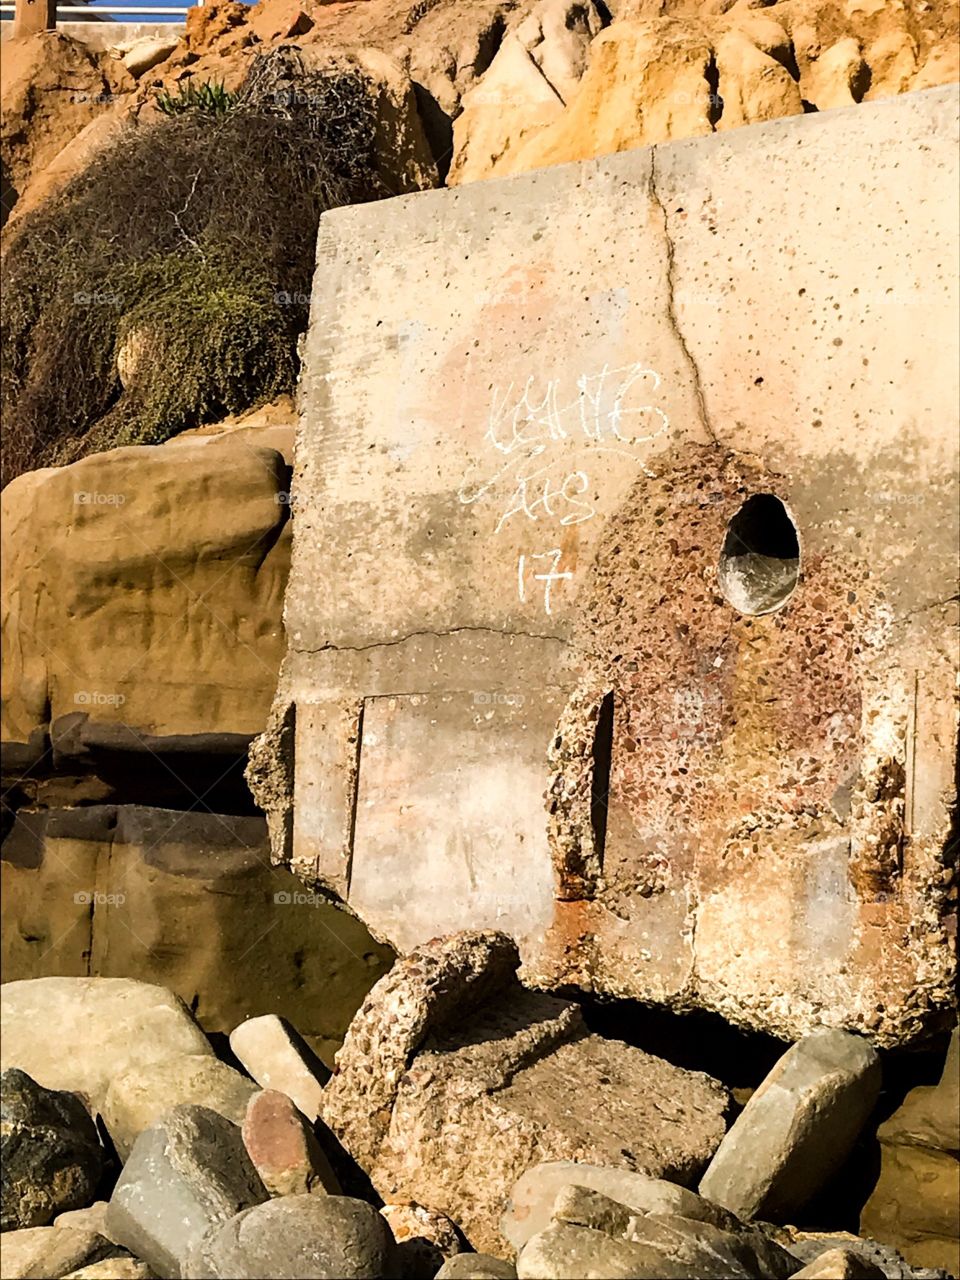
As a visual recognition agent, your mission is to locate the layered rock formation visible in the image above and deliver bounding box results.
[1,414,393,1049]
[450,0,960,181]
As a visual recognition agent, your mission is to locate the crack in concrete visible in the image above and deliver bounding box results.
[299,624,568,655]
[648,150,721,449]
[891,593,960,625]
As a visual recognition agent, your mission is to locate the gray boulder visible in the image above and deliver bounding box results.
[104,1105,268,1279]
[503,1160,739,1251]
[514,1183,800,1279]
[1,1069,103,1230]
[435,1257,517,1280]
[186,1193,398,1279]
[699,1030,881,1221]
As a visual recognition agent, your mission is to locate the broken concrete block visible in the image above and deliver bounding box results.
[699,1030,881,1221]
[322,931,729,1256]
[105,1105,268,1279]
[0,978,212,1111]
[1,1069,103,1230]
[102,1054,257,1159]
[381,1201,465,1278]
[241,1089,340,1197]
[186,1193,398,1279]
[257,85,959,1050]
[229,1014,329,1121]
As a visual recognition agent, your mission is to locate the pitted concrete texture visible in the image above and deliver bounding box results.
[321,931,729,1255]
[261,85,960,1047]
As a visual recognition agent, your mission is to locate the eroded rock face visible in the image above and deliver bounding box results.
[0,807,392,1050]
[448,0,960,181]
[322,932,729,1256]
[860,1029,960,1276]
[1,426,292,768]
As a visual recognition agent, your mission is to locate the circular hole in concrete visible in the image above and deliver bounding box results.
[718,493,800,615]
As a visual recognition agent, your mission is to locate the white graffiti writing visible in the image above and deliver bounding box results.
[459,361,669,613]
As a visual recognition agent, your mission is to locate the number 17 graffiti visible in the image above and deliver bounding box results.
[518,549,573,616]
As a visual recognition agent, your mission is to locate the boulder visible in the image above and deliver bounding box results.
[515,1183,799,1279]
[860,1029,959,1276]
[117,37,179,78]
[435,1258,517,1280]
[793,1248,886,1279]
[0,1227,119,1279]
[699,1030,881,1221]
[322,931,729,1256]
[53,1203,113,1241]
[229,1014,329,1121]
[1,1069,103,1230]
[62,1260,156,1280]
[776,1230,945,1280]
[503,1161,740,1252]
[381,1202,464,1277]
[186,1193,398,1279]
[105,1105,268,1279]
[0,978,212,1112]
[102,1054,258,1159]
[241,1089,340,1197]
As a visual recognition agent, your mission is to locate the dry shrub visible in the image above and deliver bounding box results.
[1,51,385,482]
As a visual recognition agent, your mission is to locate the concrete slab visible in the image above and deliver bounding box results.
[265,86,960,1046]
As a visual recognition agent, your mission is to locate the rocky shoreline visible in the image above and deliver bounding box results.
[2,933,957,1280]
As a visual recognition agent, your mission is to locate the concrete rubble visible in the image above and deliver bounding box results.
[321,930,731,1255]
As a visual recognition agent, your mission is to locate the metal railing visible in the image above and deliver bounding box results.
[1,0,194,28]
